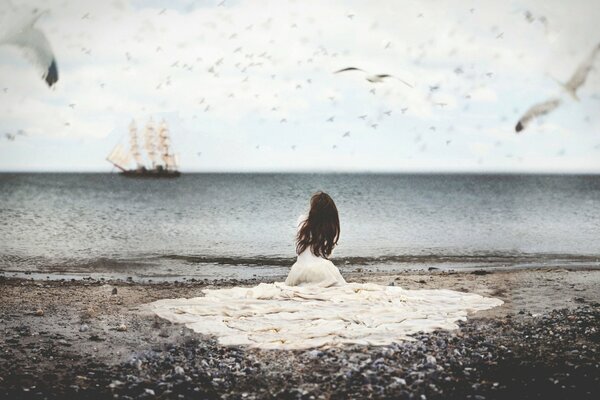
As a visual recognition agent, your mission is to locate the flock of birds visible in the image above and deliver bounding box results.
[0,0,599,150]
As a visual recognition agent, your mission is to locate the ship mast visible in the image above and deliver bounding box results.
[144,118,158,169]
[129,120,144,169]
[157,119,175,170]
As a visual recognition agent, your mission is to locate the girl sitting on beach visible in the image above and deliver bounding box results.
[285,192,347,287]
[149,191,502,349]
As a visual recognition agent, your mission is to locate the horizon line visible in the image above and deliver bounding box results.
[2,169,600,175]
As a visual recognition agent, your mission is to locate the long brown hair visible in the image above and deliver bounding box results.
[296,192,340,258]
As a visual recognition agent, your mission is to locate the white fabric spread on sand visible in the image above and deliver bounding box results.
[151,224,502,349]
[149,280,503,350]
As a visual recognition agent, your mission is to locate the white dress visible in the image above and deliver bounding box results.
[285,248,346,287]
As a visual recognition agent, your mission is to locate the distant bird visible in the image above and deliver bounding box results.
[5,133,15,141]
[347,14,354,19]
[358,115,367,119]
[68,103,75,108]
[515,42,600,132]
[280,118,287,123]
[342,131,350,138]
[496,32,504,39]
[0,3,58,87]
[383,110,392,116]
[81,12,90,20]
[158,8,166,15]
[401,107,408,114]
[334,67,413,88]
[326,116,335,122]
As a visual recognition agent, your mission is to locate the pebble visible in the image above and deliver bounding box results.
[117,324,127,332]
[79,324,89,333]
[35,309,44,316]
[112,287,118,295]
[426,355,437,365]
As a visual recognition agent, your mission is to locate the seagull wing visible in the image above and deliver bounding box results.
[390,75,414,88]
[563,42,600,96]
[515,97,562,132]
[334,67,365,74]
[9,27,58,86]
[374,74,413,88]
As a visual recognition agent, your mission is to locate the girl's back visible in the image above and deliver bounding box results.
[285,247,346,287]
[285,192,346,287]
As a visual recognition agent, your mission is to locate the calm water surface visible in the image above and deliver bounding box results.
[1,173,599,279]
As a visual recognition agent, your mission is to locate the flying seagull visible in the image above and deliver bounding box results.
[515,42,600,132]
[334,67,413,88]
[0,2,58,87]
[515,98,562,133]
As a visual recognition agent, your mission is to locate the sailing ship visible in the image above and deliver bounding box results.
[106,119,181,178]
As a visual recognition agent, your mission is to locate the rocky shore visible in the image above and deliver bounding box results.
[1,268,599,399]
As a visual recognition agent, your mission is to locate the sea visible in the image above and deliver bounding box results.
[1,173,600,281]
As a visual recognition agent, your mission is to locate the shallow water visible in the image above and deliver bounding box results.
[1,173,600,278]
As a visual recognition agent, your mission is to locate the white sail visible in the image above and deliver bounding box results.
[144,118,158,168]
[129,120,143,168]
[106,143,130,170]
[157,120,169,168]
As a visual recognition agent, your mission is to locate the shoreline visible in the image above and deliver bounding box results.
[1,268,599,399]
[2,260,600,284]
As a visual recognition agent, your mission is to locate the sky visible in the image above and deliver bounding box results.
[0,0,599,173]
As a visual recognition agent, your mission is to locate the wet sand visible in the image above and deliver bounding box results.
[0,267,599,399]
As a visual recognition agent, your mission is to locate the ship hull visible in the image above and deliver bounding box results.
[119,169,181,178]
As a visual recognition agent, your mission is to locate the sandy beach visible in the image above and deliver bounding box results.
[1,267,598,399]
